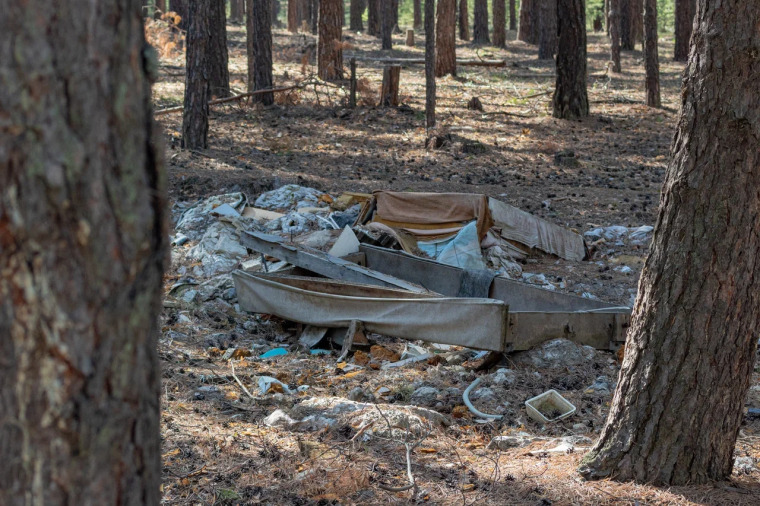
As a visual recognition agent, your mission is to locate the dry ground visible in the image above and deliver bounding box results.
[154,22,760,505]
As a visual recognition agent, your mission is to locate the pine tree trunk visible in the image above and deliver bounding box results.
[580,0,760,485]
[156,0,168,15]
[414,0,422,29]
[231,0,245,22]
[318,0,343,80]
[537,0,557,59]
[368,0,380,35]
[248,0,274,104]
[609,0,621,72]
[183,0,211,149]
[630,0,643,46]
[473,0,489,44]
[643,0,660,107]
[425,0,436,129]
[435,0,456,77]
[381,0,393,49]
[552,0,588,119]
[272,0,282,27]
[288,0,299,31]
[518,0,536,44]
[492,0,506,48]
[674,0,695,61]
[0,1,166,504]
[392,0,401,33]
[509,0,516,30]
[620,0,633,49]
[170,0,188,29]
[208,0,230,98]
[350,0,364,31]
[458,0,470,41]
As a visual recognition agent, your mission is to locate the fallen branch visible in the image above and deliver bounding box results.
[349,56,506,67]
[479,111,533,119]
[230,363,256,401]
[154,85,299,116]
[463,378,503,420]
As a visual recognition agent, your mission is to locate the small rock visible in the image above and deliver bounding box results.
[222,348,252,361]
[512,339,596,368]
[410,386,440,407]
[487,435,533,450]
[264,409,297,427]
[734,456,757,474]
[348,387,368,402]
[370,344,400,362]
[585,376,614,395]
[492,368,516,386]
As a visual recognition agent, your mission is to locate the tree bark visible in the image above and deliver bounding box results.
[248,0,274,104]
[231,0,245,22]
[318,0,343,80]
[674,0,696,61]
[392,0,401,33]
[170,0,188,29]
[492,0,506,48]
[368,0,380,36]
[287,0,299,31]
[208,0,230,98]
[509,0,516,30]
[272,0,282,27]
[537,0,557,59]
[518,0,536,44]
[552,0,588,119]
[436,0,457,77]
[458,0,470,41]
[381,0,393,49]
[0,1,166,504]
[350,0,365,31]
[620,0,633,50]
[630,0,643,46]
[473,0,489,44]
[424,0,436,129]
[414,0,422,29]
[380,65,401,106]
[608,0,621,72]
[183,0,211,149]
[643,0,660,107]
[309,0,319,34]
[580,0,760,485]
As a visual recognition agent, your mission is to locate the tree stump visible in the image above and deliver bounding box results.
[406,28,415,46]
[380,65,401,107]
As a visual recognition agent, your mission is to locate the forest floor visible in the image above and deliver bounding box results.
[153,22,760,505]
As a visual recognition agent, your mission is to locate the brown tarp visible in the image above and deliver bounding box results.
[372,191,494,240]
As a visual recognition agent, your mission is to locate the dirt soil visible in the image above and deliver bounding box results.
[154,22,760,506]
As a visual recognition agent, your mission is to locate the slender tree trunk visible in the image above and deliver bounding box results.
[492,0,506,48]
[436,0,456,77]
[248,0,274,104]
[392,0,401,33]
[509,0,516,30]
[287,0,299,31]
[537,0,557,59]
[350,0,365,31]
[425,0,436,129]
[183,0,211,149]
[609,0,621,72]
[0,1,166,504]
[630,0,643,46]
[518,0,536,44]
[381,0,393,49]
[208,0,230,98]
[156,0,168,14]
[473,0,489,44]
[643,0,660,107]
[272,0,282,27]
[674,0,695,61]
[414,0,422,29]
[552,0,588,119]
[170,0,188,29]
[318,0,343,80]
[458,0,470,41]
[231,0,245,22]
[620,0,633,49]
[368,0,380,35]
[581,0,760,485]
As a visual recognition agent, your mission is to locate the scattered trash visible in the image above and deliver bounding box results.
[258,376,292,395]
[255,184,328,212]
[463,378,504,420]
[525,390,576,423]
[327,226,360,258]
[310,349,331,355]
[260,348,289,359]
[222,348,252,360]
[512,339,597,368]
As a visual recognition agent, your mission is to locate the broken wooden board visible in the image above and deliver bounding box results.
[507,312,630,351]
[359,244,619,312]
[233,271,509,352]
[240,231,429,294]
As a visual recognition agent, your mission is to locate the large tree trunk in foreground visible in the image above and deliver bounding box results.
[674,0,696,61]
[381,0,393,49]
[492,0,506,48]
[350,0,365,31]
[473,0,489,44]
[248,0,274,104]
[580,0,760,485]
[608,0,622,72]
[643,0,660,107]
[458,0,469,41]
[537,0,557,59]
[0,1,166,504]
[183,0,211,149]
[318,0,343,80]
[436,0,456,77]
[552,0,588,119]
[518,0,536,44]
[208,0,230,97]
[425,0,436,129]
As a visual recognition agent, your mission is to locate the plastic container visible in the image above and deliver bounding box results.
[525,390,576,423]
